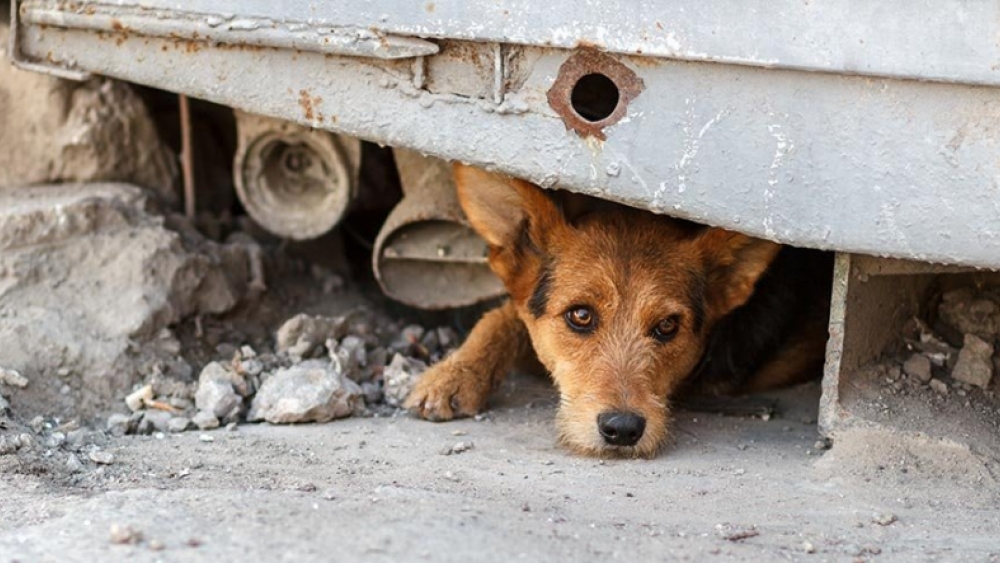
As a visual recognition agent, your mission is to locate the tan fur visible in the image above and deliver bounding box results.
[406,164,817,458]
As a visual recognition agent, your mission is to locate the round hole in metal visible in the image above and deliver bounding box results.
[570,73,620,122]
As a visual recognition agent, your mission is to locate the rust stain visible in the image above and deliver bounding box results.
[298,90,325,122]
[110,19,124,31]
[546,49,645,141]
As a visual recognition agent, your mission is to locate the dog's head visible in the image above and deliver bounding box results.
[455,164,780,457]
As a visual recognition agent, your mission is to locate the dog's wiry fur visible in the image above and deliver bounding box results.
[405,165,832,458]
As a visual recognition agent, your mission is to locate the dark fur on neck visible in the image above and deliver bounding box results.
[686,246,833,395]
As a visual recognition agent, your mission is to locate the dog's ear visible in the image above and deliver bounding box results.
[697,228,782,319]
[453,163,564,250]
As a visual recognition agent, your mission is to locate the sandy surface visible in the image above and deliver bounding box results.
[2,377,998,563]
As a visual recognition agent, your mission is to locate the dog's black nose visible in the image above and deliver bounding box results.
[597,412,646,446]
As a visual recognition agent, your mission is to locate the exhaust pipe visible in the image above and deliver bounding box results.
[373,149,505,309]
[233,111,360,240]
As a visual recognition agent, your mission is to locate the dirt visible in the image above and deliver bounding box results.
[1,380,998,562]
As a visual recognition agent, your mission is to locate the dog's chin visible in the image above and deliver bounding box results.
[555,410,667,459]
[558,436,663,459]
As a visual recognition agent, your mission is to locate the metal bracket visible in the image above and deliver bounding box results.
[9,0,91,81]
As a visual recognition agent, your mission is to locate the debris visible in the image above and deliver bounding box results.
[0,433,32,455]
[199,434,215,443]
[106,413,133,437]
[0,183,252,421]
[902,354,933,383]
[192,411,220,430]
[125,385,154,413]
[140,410,173,434]
[275,313,349,359]
[194,362,245,422]
[331,335,368,382]
[109,524,143,545]
[248,360,362,424]
[440,441,475,456]
[938,288,1000,337]
[66,453,84,473]
[383,354,427,408]
[0,368,28,388]
[716,524,760,542]
[167,417,192,433]
[951,333,994,389]
[929,379,949,395]
[872,512,897,526]
[88,450,115,465]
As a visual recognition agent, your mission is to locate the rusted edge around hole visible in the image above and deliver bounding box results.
[546,49,645,141]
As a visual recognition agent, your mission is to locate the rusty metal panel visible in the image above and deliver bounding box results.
[12,1,1000,270]
[23,0,1000,86]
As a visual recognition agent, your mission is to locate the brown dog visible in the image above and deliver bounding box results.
[405,164,832,458]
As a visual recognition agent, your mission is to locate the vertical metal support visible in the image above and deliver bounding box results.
[179,94,196,218]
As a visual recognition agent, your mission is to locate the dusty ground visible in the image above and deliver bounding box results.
[2,377,999,563]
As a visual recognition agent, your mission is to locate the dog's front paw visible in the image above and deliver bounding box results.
[404,360,492,422]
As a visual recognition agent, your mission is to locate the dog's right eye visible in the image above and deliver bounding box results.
[564,306,596,333]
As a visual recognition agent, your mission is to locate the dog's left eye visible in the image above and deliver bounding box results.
[565,306,596,333]
[651,316,680,342]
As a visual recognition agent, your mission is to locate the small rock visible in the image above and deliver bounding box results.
[109,524,142,545]
[142,410,173,433]
[195,362,244,422]
[106,413,133,437]
[331,335,367,382]
[802,541,816,554]
[419,330,440,354]
[275,313,349,358]
[0,393,9,415]
[125,384,153,412]
[148,539,165,551]
[951,333,994,389]
[929,378,949,395]
[167,417,191,433]
[437,327,459,349]
[872,512,897,526]
[360,381,383,405]
[440,441,474,456]
[45,432,66,448]
[0,368,29,388]
[902,354,933,383]
[66,453,84,473]
[322,488,337,501]
[391,325,425,354]
[89,450,115,465]
[0,433,32,455]
[382,354,427,408]
[247,360,362,424]
[199,434,215,442]
[226,422,238,432]
[192,411,220,430]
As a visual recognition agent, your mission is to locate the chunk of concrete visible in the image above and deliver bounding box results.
[248,360,362,424]
[951,334,994,389]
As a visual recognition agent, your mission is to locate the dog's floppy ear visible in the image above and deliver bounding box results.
[698,228,782,319]
[453,163,563,250]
